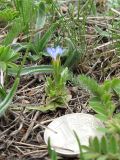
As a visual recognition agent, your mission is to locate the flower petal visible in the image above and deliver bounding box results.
[56,46,63,55]
[46,47,53,55]
[47,47,57,60]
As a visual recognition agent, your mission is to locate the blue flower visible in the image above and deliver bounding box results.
[47,46,63,60]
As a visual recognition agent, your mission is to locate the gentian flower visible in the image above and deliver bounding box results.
[47,46,63,60]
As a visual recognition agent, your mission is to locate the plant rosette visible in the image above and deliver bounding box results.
[45,88,72,110]
[44,46,71,111]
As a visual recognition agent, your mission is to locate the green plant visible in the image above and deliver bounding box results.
[45,46,71,110]
[0,45,20,115]
[26,46,70,112]
[0,8,18,22]
[31,21,59,59]
[0,0,56,117]
[71,75,120,159]
[0,77,19,116]
[8,65,53,76]
[1,0,59,62]
[48,138,57,160]
[74,75,120,121]
[81,135,120,160]
[0,45,19,86]
[13,0,35,32]
[51,0,96,69]
[3,0,35,45]
[0,0,55,74]
[74,131,120,160]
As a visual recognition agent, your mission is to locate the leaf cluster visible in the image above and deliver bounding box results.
[76,75,120,121]
[48,134,120,160]
[0,8,18,22]
[45,66,70,108]
[82,135,120,160]
[0,45,19,71]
